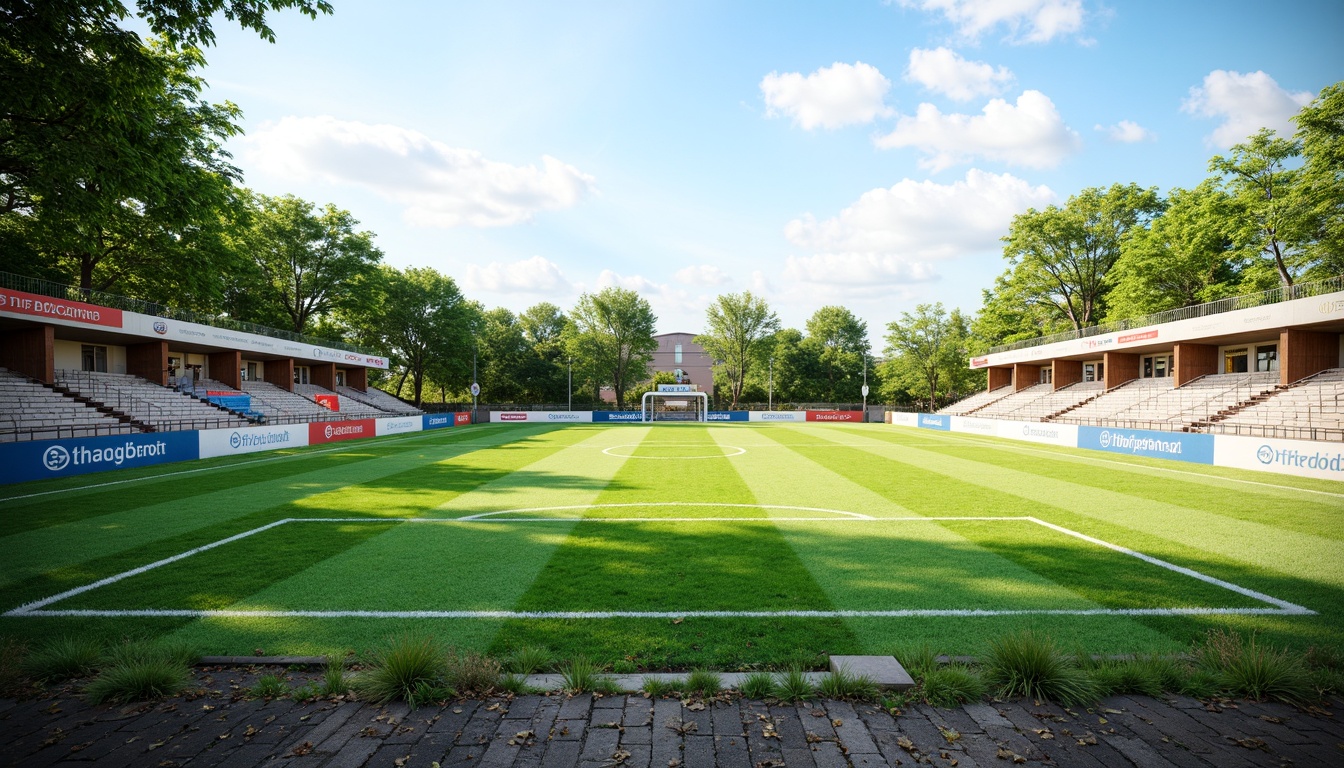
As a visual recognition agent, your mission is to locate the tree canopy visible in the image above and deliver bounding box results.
[695,291,780,409]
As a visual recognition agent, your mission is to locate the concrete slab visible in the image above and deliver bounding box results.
[828,655,915,689]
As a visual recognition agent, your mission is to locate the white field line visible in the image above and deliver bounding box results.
[4,512,1314,619]
[600,445,746,459]
[0,425,500,503]
[1025,516,1312,613]
[21,607,1305,619]
[457,502,877,520]
[899,429,1344,499]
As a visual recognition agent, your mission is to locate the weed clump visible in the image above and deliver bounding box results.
[23,636,103,683]
[920,665,986,707]
[983,630,1098,706]
[354,635,451,707]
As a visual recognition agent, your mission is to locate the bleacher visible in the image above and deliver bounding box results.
[1205,369,1344,441]
[54,370,251,432]
[969,383,1054,418]
[1051,373,1280,430]
[1053,378,1175,425]
[994,381,1105,421]
[293,384,386,418]
[0,368,136,442]
[239,380,343,423]
[338,385,422,416]
[937,385,1013,415]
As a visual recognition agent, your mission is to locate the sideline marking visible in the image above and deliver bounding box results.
[454,502,875,520]
[5,513,1313,619]
[601,444,746,459]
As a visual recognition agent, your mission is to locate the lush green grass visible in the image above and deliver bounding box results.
[1,421,1340,669]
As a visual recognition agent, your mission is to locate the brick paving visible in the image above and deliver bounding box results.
[2,677,1341,767]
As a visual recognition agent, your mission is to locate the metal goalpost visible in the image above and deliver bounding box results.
[641,390,709,422]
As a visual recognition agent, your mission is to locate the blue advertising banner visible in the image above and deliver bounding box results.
[916,413,951,431]
[592,411,644,423]
[422,413,454,430]
[0,431,200,485]
[706,411,749,422]
[1078,426,1214,465]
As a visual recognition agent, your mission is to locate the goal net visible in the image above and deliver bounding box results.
[641,391,709,422]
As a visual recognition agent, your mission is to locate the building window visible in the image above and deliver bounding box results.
[1040,368,1053,384]
[1256,344,1279,372]
[245,362,259,381]
[336,370,346,387]
[80,345,107,373]
[674,344,683,364]
[1142,354,1172,378]
[1084,362,1104,382]
[294,366,309,385]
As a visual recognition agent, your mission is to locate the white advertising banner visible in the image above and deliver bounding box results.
[199,424,309,459]
[375,417,423,437]
[749,411,807,423]
[949,416,997,436]
[490,411,594,423]
[888,412,918,427]
[1214,433,1344,482]
[1001,420,1079,447]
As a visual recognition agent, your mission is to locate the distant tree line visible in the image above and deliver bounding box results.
[3,6,1339,408]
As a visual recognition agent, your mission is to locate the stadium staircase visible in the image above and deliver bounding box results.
[936,385,1014,415]
[0,368,139,442]
[54,371,252,432]
[239,381,343,423]
[293,384,386,418]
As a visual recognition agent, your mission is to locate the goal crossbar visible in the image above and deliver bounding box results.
[641,391,709,423]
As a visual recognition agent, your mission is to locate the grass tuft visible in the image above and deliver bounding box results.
[249,674,289,699]
[446,649,501,695]
[818,666,879,701]
[498,673,533,695]
[685,669,722,697]
[739,671,776,700]
[1087,658,1165,698]
[321,657,350,696]
[895,643,939,678]
[85,657,188,704]
[354,635,449,705]
[983,630,1098,706]
[1200,633,1313,705]
[23,636,104,682]
[642,676,683,697]
[506,646,554,675]
[560,656,611,693]
[0,638,27,696]
[920,665,986,707]
[774,667,815,702]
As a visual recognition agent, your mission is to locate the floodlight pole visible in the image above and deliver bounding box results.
[768,356,774,411]
[862,354,868,423]
[568,356,572,411]
[472,341,477,423]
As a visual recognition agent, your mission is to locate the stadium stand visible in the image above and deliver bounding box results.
[1052,373,1279,430]
[966,383,1054,418]
[992,381,1106,421]
[54,370,251,432]
[0,368,137,442]
[239,380,343,423]
[338,385,422,416]
[1204,369,1344,441]
[293,383,386,418]
[936,386,1013,415]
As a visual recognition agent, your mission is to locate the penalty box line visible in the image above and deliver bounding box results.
[3,515,1315,619]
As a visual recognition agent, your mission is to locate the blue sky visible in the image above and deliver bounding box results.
[194,0,1343,343]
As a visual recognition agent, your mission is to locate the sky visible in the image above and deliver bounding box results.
[190,0,1344,344]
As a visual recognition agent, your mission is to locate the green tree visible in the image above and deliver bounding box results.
[881,303,974,410]
[801,306,869,402]
[564,287,658,407]
[1106,183,1252,319]
[228,193,383,333]
[1001,184,1164,331]
[694,291,780,409]
[764,328,815,403]
[1294,82,1344,278]
[360,266,470,407]
[519,301,572,402]
[477,307,531,403]
[1209,128,1309,288]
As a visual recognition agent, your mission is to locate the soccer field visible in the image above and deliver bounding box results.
[2,422,1341,668]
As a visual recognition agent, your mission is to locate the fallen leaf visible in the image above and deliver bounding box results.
[897,736,915,751]
[394,756,409,767]
[672,618,683,624]
[1232,737,1268,751]
[1103,708,1122,714]
[1032,728,1054,740]
[290,741,314,757]
[1076,733,1098,746]
[243,725,258,738]
[217,732,230,740]
[940,727,960,743]
[832,718,843,727]
[201,704,215,712]
[1259,715,1285,724]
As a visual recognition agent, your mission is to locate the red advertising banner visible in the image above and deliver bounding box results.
[970,356,990,368]
[0,288,123,328]
[308,419,375,444]
[454,412,472,426]
[1118,329,1159,344]
[500,413,527,421]
[314,393,340,411]
[806,410,863,422]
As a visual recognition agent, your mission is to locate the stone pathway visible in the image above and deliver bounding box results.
[2,676,1342,767]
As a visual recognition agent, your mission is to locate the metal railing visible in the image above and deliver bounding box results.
[0,271,372,354]
[987,275,1344,355]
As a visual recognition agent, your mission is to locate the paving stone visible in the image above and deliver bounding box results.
[593,693,625,710]
[829,655,915,689]
[457,705,504,747]
[428,701,479,734]
[505,695,545,721]
[578,726,621,765]
[808,740,849,768]
[320,736,382,768]
[683,734,714,767]
[710,700,745,740]
[365,742,417,768]
[557,694,592,721]
[615,742,651,768]
[649,698,684,767]
[622,695,653,728]
[824,699,880,755]
[768,703,809,750]
[780,746,817,767]
[538,738,581,768]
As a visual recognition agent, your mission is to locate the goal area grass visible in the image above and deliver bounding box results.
[1,422,1341,669]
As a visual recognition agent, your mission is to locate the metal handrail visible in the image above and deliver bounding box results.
[987,274,1344,355]
[0,270,375,355]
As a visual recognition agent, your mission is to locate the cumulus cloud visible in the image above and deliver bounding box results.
[1095,120,1154,143]
[784,169,1056,292]
[674,265,732,286]
[760,62,895,130]
[905,47,1014,102]
[1182,70,1313,148]
[245,116,595,228]
[898,0,1086,43]
[874,90,1082,171]
[462,256,575,295]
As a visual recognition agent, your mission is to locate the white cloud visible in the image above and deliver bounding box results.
[463,256,575,295]
[898,0,1086,43]
[674,265,732,286]
[783,169,1056,288]
[874,90,1082,171]
[760,62,894,130]
[245,116,595,228]
[905,47,1014,102]
[1095,120,1154,143]
[1182,70,1313,148]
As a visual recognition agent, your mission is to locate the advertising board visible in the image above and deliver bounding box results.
[375,417,423,437]
[806,410,863,422]
[592,411,644,423]
[1004,420,1078,447]
[423,414,453,430]
[308,419,376,444]
[0,431,198,484]
[1215,434,1344,481]
[0,287,123,329]
[199,424,308,459]
[1078,426,1214,464]
[949,416,997,436]
[490,411,593,423]
[455,412,472,426]
[706,411,749,422]
[916,414,951,431]
[888,412,918,427]
[749,411,807,422]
